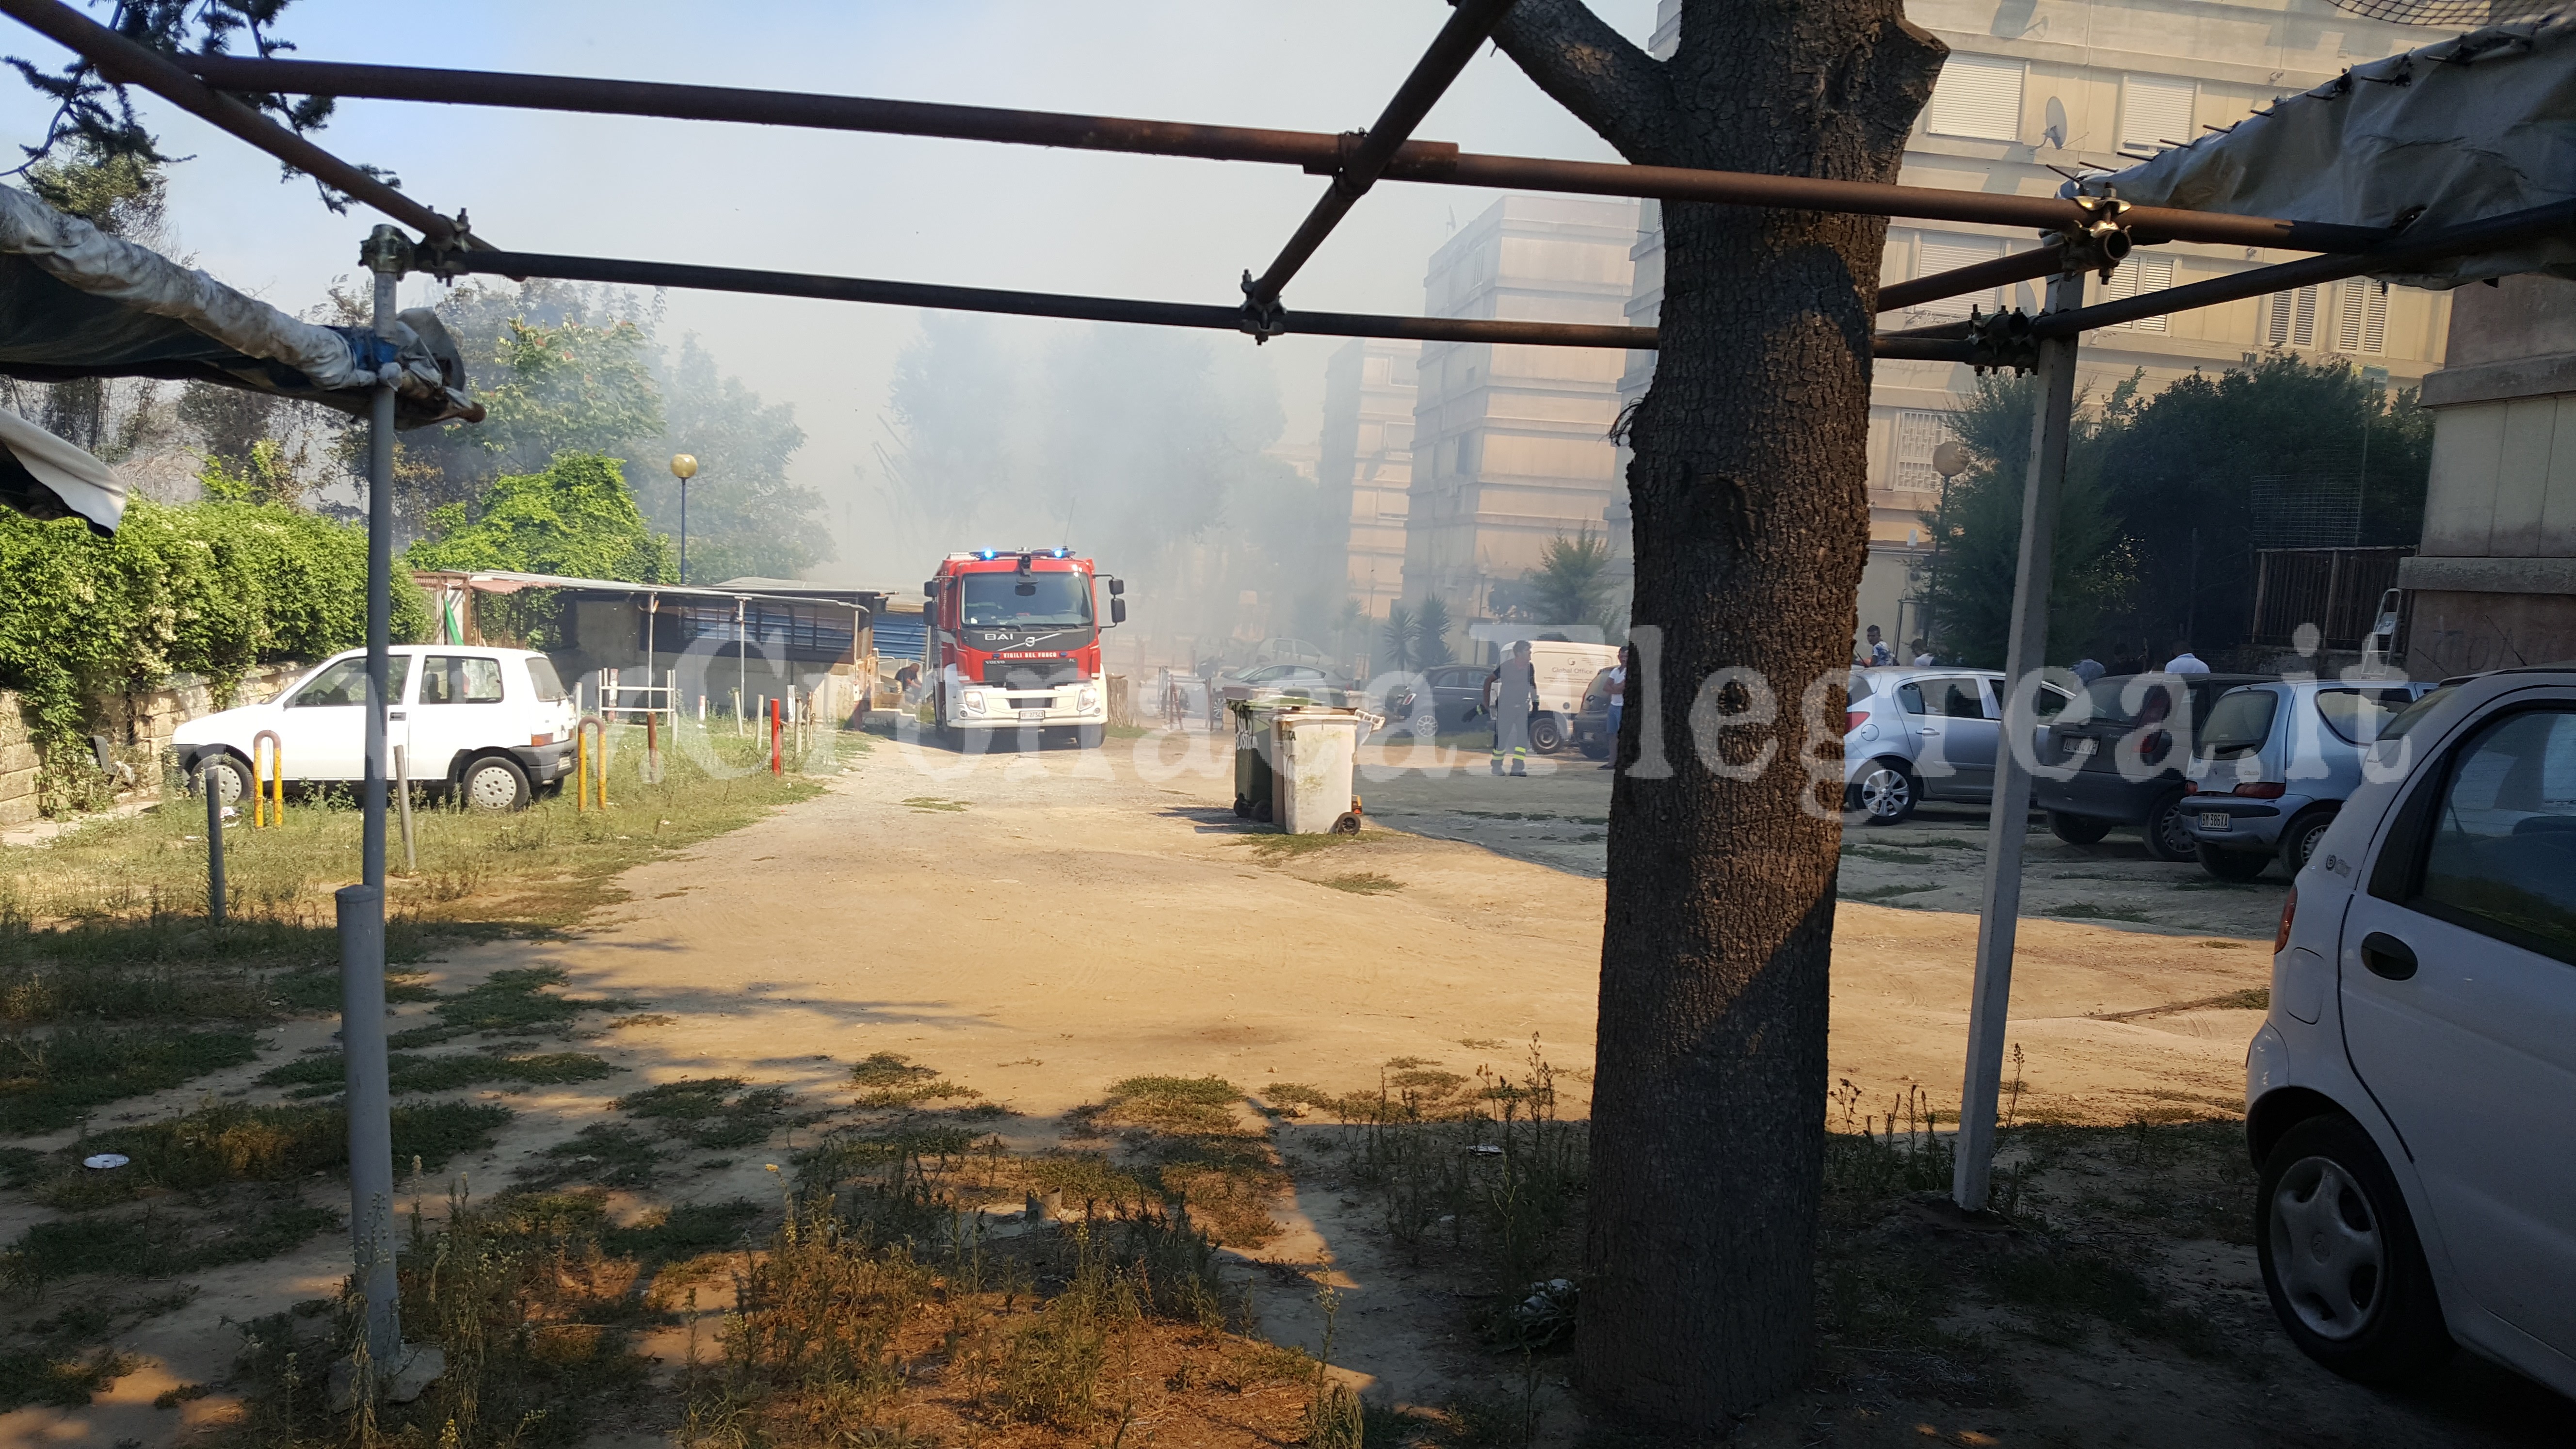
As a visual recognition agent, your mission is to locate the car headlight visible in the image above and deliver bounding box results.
[962,690,987,713]
[1078,686,1099,712]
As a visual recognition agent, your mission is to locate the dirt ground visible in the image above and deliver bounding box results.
[6,725,2570,1446]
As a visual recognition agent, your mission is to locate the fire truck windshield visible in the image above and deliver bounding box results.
[960,571,1094,629]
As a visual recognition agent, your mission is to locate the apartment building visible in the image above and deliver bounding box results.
[1402,194,1640,646]
[1616,0,2456,657]
[1316,337,1421,626]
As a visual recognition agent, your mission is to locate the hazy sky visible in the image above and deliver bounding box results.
[0,1,1656,578]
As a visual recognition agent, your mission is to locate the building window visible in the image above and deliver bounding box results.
[2335,280,2389,355]
[2101,255,2177,331]
[2266,286,2320,349]
[1926,55,2025,142]
[1911,233,2005,319]
[1893,410,1954,493]
[2120,74,2197,157]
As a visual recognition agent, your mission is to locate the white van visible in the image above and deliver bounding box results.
[170,646,580,810]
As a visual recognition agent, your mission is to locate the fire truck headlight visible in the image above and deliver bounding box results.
[962,690,987,714]
[1078,686,1100,713]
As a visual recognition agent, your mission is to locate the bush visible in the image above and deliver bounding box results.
[0,499,428,807]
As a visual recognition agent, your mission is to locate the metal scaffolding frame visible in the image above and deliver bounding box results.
[9,0,2569,1365]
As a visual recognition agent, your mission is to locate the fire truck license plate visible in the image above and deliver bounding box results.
[1018,708,1047,723]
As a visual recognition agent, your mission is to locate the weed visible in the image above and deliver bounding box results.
[23,1098,508,1209]
[5,1198,339,1286]
[1841,844,1936,864]
[391,965,622,1046]
[259,1048,615,1097]
[1843,881,1942,902]
[0,1025,259,1132]
[2046,903,2153,922]
[1238,833,1376,863]
[846,1052,980,1110]
[517,1122,665,1190]
[617,1077,790,1149]
[1096,1075,1240,1136]
[899,796,969,811]
[1981,1250,2225,1357]
[0,1348,138,1411]
[1321,871,1403,894]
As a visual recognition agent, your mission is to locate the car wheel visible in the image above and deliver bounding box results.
[2048,810,2112,845]
[460,755,531,812]
[2195,842,2270,882]
[193,752,251,805]
[2141,786,2198,862]
[2279,808,2335,876]
[1410,710,1439,739]
[1849,760,1917,825]
[2257,1113,2453,1383]
[1529,714,1565,754]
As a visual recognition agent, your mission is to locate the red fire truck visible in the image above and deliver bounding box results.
[922,548,1125,747]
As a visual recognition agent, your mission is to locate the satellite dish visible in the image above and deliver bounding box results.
[2043,97,2068,149]
[1932,441,1971,479]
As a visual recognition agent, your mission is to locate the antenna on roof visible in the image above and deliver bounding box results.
[1063,493,1077,553]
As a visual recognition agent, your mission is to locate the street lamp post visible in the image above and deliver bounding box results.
[1923,439,1971,660]
[670,453,699,584]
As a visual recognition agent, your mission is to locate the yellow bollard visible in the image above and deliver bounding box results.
[576,716,608,810]
[250,729,284,827]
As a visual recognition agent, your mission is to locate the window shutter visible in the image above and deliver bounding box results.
[1892,411,1954,492]
[2337,282,2389,354]
[1911,234,2006,318]
[1927,55,2025,142]
[2102,256,2177,331]
[2267,286,2319,349]
[2120,74,2198,157]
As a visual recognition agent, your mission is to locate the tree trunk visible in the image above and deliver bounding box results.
[1491,0,1945,1426]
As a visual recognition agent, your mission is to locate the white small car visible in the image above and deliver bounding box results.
[171,646,580,810]
[2247,664,2576,1393]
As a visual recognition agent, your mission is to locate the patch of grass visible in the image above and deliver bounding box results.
[1842,881,1941,902]
[6,1199,339,1284]
[270,966,439,1014]
[847,1052,981,1110]
[606,1012,676,1029]
[1096,1076,1240,1136]
[616,1076,790,1149]
[258,1048,615,1098]
[900,796,969,811]
[389,965,622,1046]
[517,1122,665,1190]
[0,1025,260,1133]
[1320,872,1402,895]
[29,1098,510,1209]
[2047,903,2153,922]
[1237,833,1376,863]
[1980,1249,2225,1357]
[0,1348,138,1411]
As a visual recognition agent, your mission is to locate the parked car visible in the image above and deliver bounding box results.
[2245,664,2576,1394]
[1572,665,1617,759]
[2182,678,2441,880]
[1386,663,1491,737]
[2035,673,2280,862]
[170,646,579,811]
[1843,666,2074,823]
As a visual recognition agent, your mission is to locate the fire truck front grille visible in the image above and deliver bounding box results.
[982,660,1077,688]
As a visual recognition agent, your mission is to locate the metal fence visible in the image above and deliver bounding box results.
[2249,546,2414,650]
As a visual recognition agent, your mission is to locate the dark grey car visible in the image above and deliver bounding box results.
[2033,673,2279,861]
[1388,663,1491,736]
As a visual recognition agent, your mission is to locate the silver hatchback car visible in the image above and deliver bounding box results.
[1844,667,2076,823]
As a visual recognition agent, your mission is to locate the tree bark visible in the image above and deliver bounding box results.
[1491,0,1945,1427]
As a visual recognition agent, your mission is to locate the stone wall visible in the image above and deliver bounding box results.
[0,662,306,828]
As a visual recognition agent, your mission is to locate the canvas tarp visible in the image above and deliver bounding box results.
[2085,16,2576,287]
[0,183,479,426]
[0,403,121,534]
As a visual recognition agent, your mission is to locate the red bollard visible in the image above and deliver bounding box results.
[770,697,782,775]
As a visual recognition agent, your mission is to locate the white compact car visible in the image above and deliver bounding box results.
[171,646,580,811]
[2246,664,2576,1393]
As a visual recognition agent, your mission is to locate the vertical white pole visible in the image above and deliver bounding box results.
[1954,270,2083,1212]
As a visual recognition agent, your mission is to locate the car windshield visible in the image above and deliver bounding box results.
[2196,689,2278,759]
[2076,675,2187,727]
[525,657,569,702]
[961,571,1093,628]
[2314,687,2417,746]
[289,655,413,708]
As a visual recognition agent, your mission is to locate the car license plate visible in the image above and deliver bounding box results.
[2065,737,2096,757]
[2198,811,2231,831]
[1018,708,1047,723]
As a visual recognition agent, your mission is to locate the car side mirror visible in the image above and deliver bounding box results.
[921,580,937,598]
[1107,577,1125,596]
[1110,598,1127,625]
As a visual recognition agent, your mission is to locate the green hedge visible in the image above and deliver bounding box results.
[0,500,426,798]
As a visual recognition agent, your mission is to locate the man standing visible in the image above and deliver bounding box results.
[1492,640,1536,777]
[1864,624,1894,666]
[2163,641,2211,675]
[1600,644,1631,772]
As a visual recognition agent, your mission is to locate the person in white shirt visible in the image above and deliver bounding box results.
[2163,642,2211,675]
[1864,624,1894,667]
